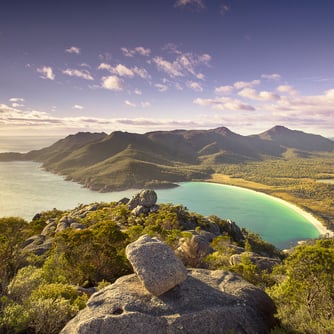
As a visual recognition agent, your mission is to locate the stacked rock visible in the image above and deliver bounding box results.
[125,234,188,296]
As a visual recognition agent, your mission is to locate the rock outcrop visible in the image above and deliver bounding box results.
[128,189,159,216]
[125,235,188,296]
[60,269,277,334]
[230,252,281,273]
[176,233,213,267]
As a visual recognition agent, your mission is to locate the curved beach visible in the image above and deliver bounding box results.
[257,193,334,252]
[210,180,334,238]
[264,195,334,237]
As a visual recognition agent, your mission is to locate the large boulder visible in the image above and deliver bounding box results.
[60,269,277,334]
[128,189,157,210]
[176,234,213,267]
[125,235,187,296]
[230,252,281,273]
[21,235,53,256]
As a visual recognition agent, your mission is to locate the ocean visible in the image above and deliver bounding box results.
[0,136,320,249]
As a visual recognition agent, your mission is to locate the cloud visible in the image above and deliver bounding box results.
[174,0,205,9]
[37,66,55,80]
[220,4,230,16]
[110,64,134,77]
[155,83,169,92]
[141,101,151,108]
[261,73,281,80]
[62,68,94,80]
[133,66,151,80]
[9,97,24,102]
[65,46,81,54]
[121,46,151,57]
[9,98,25,108]
[153,56,183,77]
[73,105,84,110]
[152,51,211,79]
[193,97,255,111]
[234,80,260,89]
[238,88,280,101]
[134,89,142,95]
[134,46,151,57]
[277,85,298,96]
[101,76,123,91]
[187,81,203,92]
[98,63,150,80]
[11,103,24,108]
[124,100,136,107]
[215,85,234,95]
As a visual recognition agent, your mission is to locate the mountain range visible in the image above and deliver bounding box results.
[1,126,333,191]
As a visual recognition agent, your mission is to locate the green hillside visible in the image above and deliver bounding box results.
[1,126,333,192]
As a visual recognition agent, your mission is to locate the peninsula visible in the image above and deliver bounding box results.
[1,125,334,232]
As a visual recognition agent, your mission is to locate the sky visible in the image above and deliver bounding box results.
[1,0,334,137]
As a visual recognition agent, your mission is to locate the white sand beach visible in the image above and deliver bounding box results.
[260,192,334,238]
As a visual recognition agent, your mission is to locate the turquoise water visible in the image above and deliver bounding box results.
[0,161,320,249]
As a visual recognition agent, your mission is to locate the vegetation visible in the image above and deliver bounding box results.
[0,126,333,332]
[0,201,333,333]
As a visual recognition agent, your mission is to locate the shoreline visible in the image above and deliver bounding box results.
[259,193,334,237]
[205,179,334,238]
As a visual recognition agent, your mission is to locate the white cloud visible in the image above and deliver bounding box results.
[11,103,24,108]
[277,85,298,96]
[134,89,142,95]
[9,98,25,108]
[194,97,255,111]
[133,66,151,80]
[73,104,84,110]
[65,46,81,54]
[98,63,150,80]
[98,63,112,71]
[152,51,211,79]
[121,46,151,57]
[112,64,134,77]
[101,76,123,91]
[134,46,151,56]
[153,56,183,77]
[141,101,151,108]
[124,100,136,107]
[215,85,234,95]
[261,73,281,80]
[37,66,55,80]
[62,68,94,80]
[187,81,203,92]
[174,0,205,9]
[196,73,205,80]
[155,83,169,92]
[234,80,260,89]
[220,4,230,16]
[9,97,24,102]
[238,88,280,101]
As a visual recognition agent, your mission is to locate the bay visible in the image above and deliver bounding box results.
[0,161,320,249]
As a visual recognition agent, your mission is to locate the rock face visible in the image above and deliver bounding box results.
[176,234,213,267]
[128,189,158,212]
[60,269,277,334]
[230,252,281,273]
[125,235,188,296]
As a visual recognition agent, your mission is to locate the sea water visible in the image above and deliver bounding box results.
[0,161,319,249]
[0,136,320,249]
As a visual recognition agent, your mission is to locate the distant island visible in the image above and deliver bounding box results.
[1,125,334,231]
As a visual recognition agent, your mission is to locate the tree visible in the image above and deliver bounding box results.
[44,221,131,286]
[0,217,30,294]
[268,239,334,333]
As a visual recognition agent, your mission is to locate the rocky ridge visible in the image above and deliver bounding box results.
[61,235,277,334]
